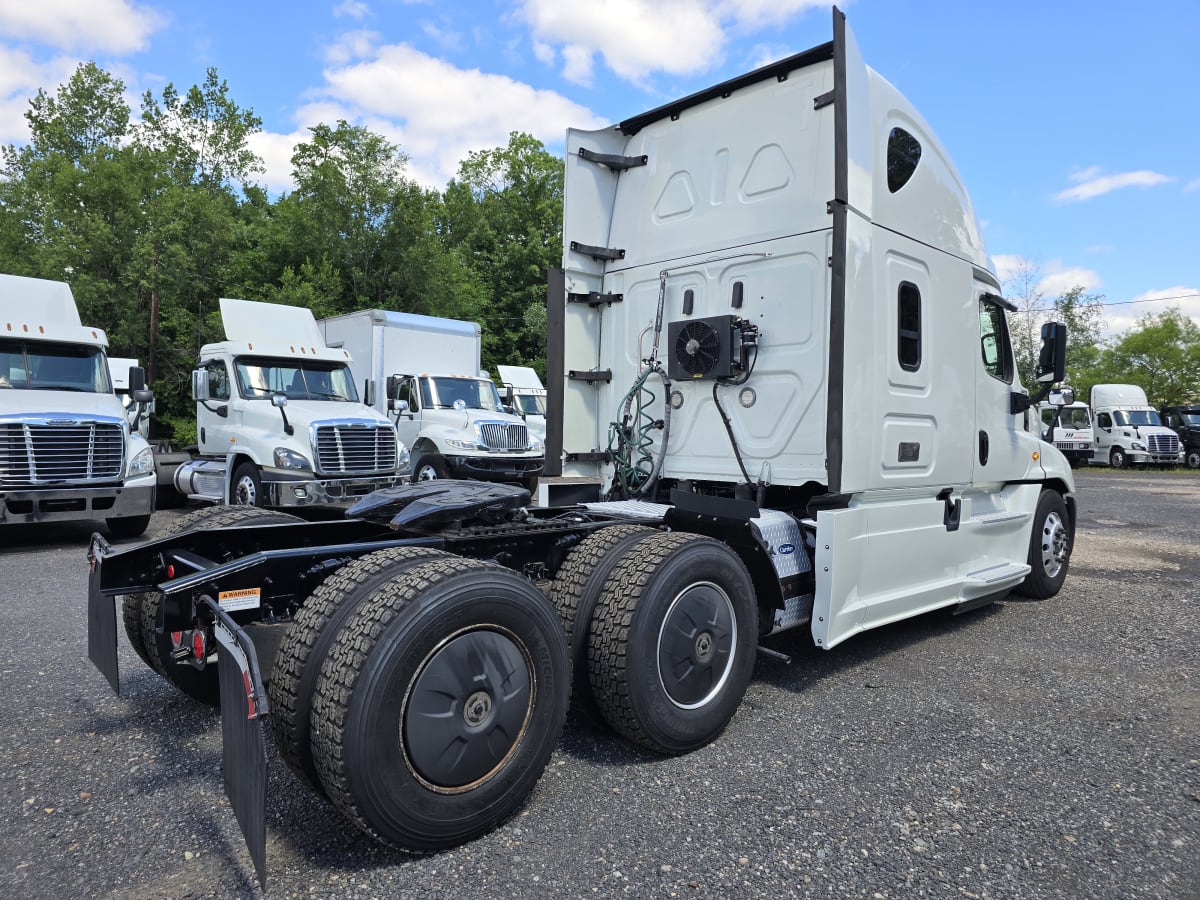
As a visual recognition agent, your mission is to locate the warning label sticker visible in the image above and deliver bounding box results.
[218,587,262,612]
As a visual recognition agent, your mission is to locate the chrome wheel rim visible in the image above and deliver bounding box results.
[234,475,257,505]
[416,464,440,482]
[1040,510,1069,578]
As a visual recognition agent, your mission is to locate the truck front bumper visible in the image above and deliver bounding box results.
[262,473,406,508]
[1129,451,1184,466]
[446,454,545,481]
[0,479,155,525]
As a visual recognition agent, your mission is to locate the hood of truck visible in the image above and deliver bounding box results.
[419,407,542,452]
[0,388,127,422]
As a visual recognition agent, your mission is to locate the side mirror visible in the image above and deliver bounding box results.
[1047,388,1074,407]
[191,369,209,402]
[397,399,410,413]
[128,366,146,392]
[271,393,288,408]
[363,379,375,408]
[385,375,400,400]
[503,385,515,404]
[132,388,154,405]
[1036,322,1067,384]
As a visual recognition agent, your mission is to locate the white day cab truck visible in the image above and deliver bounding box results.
[496,364,548,445]
[1089,383,1182,468]
[172,298,407,508]
[1,274,156,538]
[86,8,1075,888]
[1039,392,1092,468]
[318,310,544,492]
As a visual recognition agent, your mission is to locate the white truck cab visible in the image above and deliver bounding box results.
[1039,393,1092,468]
[0,274,156,537]
[319,310,544,492]
[173,299,405,507]
[1090,383,1182,468]
[497,365,548,444]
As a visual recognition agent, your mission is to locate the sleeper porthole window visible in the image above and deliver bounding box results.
[887,127,921,193]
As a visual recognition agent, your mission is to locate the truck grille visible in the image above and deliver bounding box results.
[1146,433,1180,454]
[479,422,529,451]
[315,424,397,474]
[1054,441,1089,451]
[0,421,124,485]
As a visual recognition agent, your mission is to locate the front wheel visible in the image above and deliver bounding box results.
[231,461,264,506]
[588,532,757,755]
[412,453,449,482]
[522,476,539,496]
[1017,489,1072,599]
[1186,449,1200,469]
[1109,448,1128,469]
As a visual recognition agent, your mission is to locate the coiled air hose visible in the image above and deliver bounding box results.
[606,364,671,499]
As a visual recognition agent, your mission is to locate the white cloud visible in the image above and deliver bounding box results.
[333,0,369,19]
[1185,177,1200,193]
[991,253,1027,286]
[516,0,824,86]
[1105,286,1200,336]
[1054,168,1173,203]
[531,40,555,66]
[266,40,606,189]
[0,46,81,145]
[0,0,165,54]
[420,21,462,51]
[1036,263,1102,298]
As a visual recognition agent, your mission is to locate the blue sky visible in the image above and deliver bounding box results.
[1,0,1197,336]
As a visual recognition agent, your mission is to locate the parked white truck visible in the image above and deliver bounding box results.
[88,8,1077,887]
[319,309,544,491]
[1039,393,1092,468]
[1,274,156,537]
[1089,383,1182,468]
[497,364,548,445]
[172,299,405,507]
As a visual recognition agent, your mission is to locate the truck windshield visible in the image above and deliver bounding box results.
[1181,413,1200,426]
[420,377,503,411]
[0,339,111,393]
[233,358,359,402]
[1114,410,1161,427]
[1059,407,1091,428]
[514,394,547,417]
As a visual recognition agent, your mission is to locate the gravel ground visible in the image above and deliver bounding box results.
[1,469,1197,899]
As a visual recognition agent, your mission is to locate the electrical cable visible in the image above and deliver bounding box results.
[712,341,759,486]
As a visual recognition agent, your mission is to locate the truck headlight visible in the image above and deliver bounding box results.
[126,446,155,477]
[397,444,411,473]
[446,439,479,451]
[527,436,543,452]
[1130,442,1146,451]
[273,447,313,471]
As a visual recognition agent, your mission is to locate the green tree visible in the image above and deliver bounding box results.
[442,132,563,374]
[1096,308,1200,407]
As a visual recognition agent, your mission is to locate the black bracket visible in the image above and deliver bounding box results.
[814,89,835,110]
[565,451,611,463]
[578,146,648,171]
[570,241,625,262]
[936,487,961,533]
[568,369,612,384]
[568,291,624,308]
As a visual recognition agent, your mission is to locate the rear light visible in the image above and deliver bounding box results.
[171,631,183,648]
[192,631,206,661]
[166,564,176,579]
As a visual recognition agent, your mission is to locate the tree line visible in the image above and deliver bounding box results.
[0,63,562,443]
[2,63,1196,446]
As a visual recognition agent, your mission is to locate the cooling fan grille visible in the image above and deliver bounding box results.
[674,320,722,377]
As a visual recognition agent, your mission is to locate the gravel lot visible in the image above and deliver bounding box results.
[1,469,1197,899]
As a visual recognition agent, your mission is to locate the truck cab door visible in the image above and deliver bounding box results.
[1094,411,1113,461]
[198,360,236,454]
[393,377,421,450]
[972,290,1025,482]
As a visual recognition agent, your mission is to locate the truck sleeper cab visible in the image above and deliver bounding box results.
[86,7,1074,889]
[1090,383,1182,468]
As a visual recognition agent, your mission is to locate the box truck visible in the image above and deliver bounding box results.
[1,275,156,537]
[319,310,544,491]
[171,299,406,507]
[1089,383,1182,468]
[87,8,1076,887]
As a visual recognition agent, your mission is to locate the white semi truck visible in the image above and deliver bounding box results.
[497,364,548,445]
[319,309,544,491]
[1039,393,1092,468]
[88,8,1076,887]
[0,275,156,537]
[1089,383,1182,468]
[172,299,406,507]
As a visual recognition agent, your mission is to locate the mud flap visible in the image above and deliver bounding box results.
[86,533,120,694]
[205,597,269,891]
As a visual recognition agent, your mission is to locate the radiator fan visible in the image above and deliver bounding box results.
[674,320,721,377]
[666,315,736,380]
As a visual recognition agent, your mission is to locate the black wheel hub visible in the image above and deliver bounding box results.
[657,581,737,709]
[403,628,532,790]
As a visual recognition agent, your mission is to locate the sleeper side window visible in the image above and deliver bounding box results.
[887,128,922,193]
[979,299,1013,384]
[897,281,921,371]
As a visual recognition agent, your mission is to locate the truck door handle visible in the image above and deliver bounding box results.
[978,430,989,466]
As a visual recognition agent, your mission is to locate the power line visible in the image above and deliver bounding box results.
[1094,291,1200,308]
